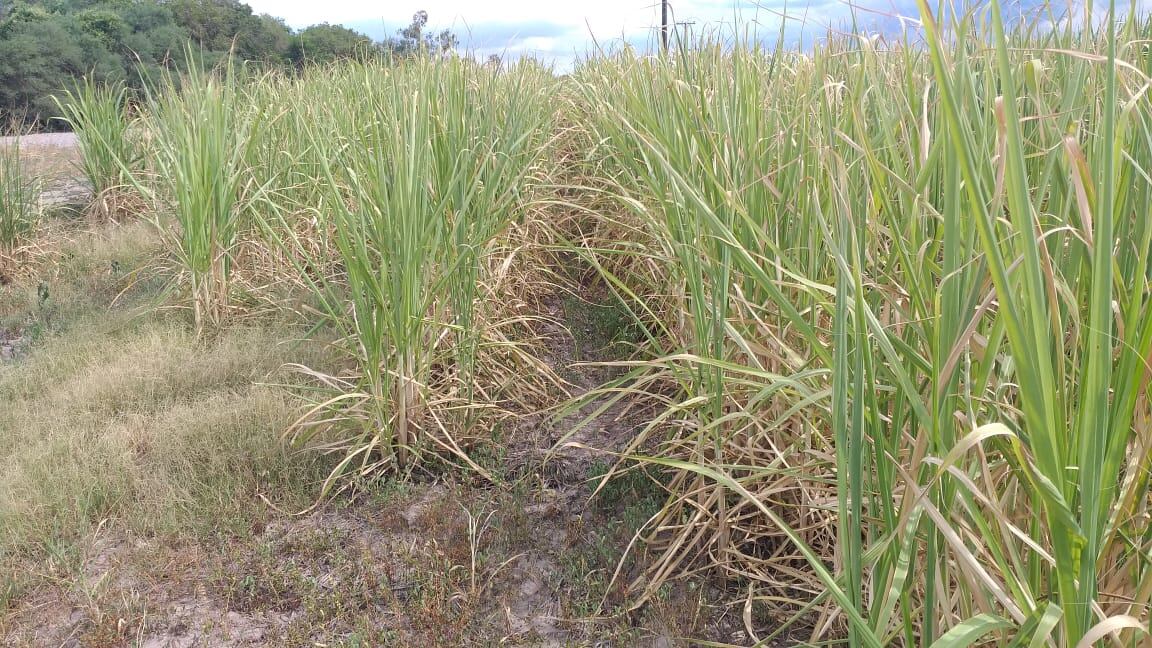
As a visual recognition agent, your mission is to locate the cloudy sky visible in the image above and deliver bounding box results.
[243,0,925,68]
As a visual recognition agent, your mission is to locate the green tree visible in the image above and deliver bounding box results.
[0,1,458,125]
[388,10,458,57]
[118,3,190,67]
[290,23,374,66]
[166,0,291,62]
[76,8,128,47]
[0,10,123,123]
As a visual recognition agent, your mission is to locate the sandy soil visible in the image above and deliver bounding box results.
[0,132,79,149]
[2,132,89,209]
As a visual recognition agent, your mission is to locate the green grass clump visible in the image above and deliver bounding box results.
[142,63,257,333]
[0,141,39,253]
[55,79,137,206]
[254,57,555,486]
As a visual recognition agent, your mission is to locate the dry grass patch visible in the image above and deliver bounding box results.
[0,219,332,616]
[0,219,159,323]
[0,321,329,564]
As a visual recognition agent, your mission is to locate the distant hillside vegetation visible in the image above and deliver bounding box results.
[0,1,456,127]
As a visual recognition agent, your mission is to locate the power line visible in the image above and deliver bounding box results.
[661,0,670,53]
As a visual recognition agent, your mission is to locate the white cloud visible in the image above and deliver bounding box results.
[1035,0,1152,32]
[244,0,921,68]
[246,0,660,34]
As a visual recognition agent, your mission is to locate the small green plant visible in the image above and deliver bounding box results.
[0,572,25,611]
[143,61,256,332]
[588,460,664,518]
[0,140,40,253]
[55,79,137,209]
[563,293,648,360]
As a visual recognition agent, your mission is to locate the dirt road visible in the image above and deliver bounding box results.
[0,132,78,149]
[2,132,88,207]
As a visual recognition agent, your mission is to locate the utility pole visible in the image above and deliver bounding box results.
[661,0,670,54]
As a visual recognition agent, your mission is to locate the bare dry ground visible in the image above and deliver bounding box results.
[0,133,79,149]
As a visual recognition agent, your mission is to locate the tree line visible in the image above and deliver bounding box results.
[0,0,457,126]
